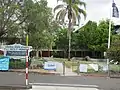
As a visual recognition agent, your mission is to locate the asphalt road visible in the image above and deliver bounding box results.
[0,72,120,90]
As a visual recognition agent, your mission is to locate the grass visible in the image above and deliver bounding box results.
[31,58,45,65]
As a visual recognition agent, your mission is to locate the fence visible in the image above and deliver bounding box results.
[63,60,108,76]
[60,59,120,77]
[109,63,120,78]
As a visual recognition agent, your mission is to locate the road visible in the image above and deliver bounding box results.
[0,72,120,90]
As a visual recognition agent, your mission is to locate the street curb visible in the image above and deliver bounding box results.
[81,74,107,77]
[8,69,60,75]
[0,84,32,89]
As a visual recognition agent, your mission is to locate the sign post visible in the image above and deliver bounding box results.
[26,49,28,86]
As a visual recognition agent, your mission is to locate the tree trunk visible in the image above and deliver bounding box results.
[48,48,50,57]
[36,50,39,58]
[68,14,72,61]
[40,50,42,59]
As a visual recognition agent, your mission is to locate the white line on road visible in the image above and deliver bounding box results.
[29,83,99,88]
[29,85,99,90]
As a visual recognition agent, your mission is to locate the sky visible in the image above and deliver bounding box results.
[47,0,120,25]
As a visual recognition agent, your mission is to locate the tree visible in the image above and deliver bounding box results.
[73,21,97,50]
[90,19,114,52]
[0,0,25,38]
[54,28,68,56]
[74,20,114,52]
[25,0,59,57]
[54,0,86,60]
[107,35,120,63]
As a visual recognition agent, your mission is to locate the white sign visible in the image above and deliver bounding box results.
[89,64,98,71]
[79,64,88,72]
[4,44,32,51]
[44,62,56,70]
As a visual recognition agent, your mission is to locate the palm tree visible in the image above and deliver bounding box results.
[54,0,86,61]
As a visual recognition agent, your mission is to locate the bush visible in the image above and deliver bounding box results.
[9,60,26,69]
[9,58,32,69]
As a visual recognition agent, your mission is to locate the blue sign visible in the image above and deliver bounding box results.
[0,57,10,70]
[44,62,56,70]
[6,51,26,56]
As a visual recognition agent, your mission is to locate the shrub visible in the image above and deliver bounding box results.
[9,60,25,69]
[9,58,32,69]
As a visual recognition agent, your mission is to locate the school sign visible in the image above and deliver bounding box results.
[2,44,32,59]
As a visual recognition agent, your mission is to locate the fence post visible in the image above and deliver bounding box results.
[107,59,110,77]
[63,61,65,76]
[77,61,80,75]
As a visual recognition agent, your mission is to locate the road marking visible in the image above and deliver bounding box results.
[29,83,99,88]
[30,85,99,90]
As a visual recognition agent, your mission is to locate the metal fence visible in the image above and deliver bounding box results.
[109,63,120,78]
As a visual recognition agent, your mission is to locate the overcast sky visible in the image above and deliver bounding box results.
[47,0,120,24]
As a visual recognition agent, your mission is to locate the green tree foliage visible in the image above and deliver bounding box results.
[0,0,59,52]
[72,21,97,50]
[55,28,68,50]
[107,35,120,62]
[72,20,113,52]
[88,20,110,51]
[25,0,58,50]
[0,0,24,38]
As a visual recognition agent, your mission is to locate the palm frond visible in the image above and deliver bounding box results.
[72,4,79,16]
[57,0,69,4]
[55,8,67,24]
[78,8,87,19]
[58,9,67,24]
[77,15,81,26]
[54,4,65,12]
[79,1,86,8]
[55,9,64,21]
[57,0,62,3]
[55,0,87,25]
[74,0,86,8]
